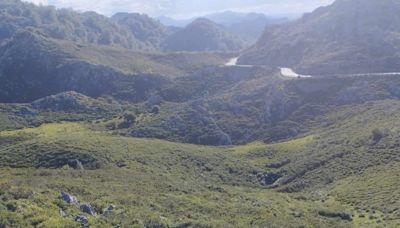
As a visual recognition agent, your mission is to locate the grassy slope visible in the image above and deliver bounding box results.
[1,100,400,227]
[54,39,227,78]
[0,123,353,227]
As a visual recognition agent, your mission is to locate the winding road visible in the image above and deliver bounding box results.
[225,56,400,79]
[224,57,253,68]
[224,57,311,78]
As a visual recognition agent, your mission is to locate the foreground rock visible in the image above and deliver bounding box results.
[80,204,97,216]
[103,205,117,215]
[61,192,79,207]
[75,215,89,227]
[60,192,99,226]
[69,159,84,170]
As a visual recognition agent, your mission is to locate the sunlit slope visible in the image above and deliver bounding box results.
[0,122,349,227]
[1,98,400,227]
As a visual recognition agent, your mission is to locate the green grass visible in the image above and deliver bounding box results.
[0,122,358,227]
[54,39,227,78]
[0,168,356,228]
[2,100,400,227]
[329,162,400,227]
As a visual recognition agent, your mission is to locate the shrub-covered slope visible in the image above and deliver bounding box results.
[162,18,245,52]
[0,0,166,51]
[0,99,400,227]
[239,0,400,75]
[0,29,226,103]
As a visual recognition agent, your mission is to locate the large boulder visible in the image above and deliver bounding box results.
[80,203,97,216]
[61,192,79,207]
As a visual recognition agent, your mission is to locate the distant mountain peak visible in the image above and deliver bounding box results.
[162,17,244,52]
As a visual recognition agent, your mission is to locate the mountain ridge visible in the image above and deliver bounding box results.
[162,18,245,52]
[239,0,400,75]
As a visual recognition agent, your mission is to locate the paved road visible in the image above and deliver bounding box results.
[224,57,254,68]
[225,57,400,78]
[225,57,311,78]
[279,68,312,78]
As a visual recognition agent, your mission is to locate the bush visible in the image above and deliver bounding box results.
[123,113,136,124]
[151,105,160,114]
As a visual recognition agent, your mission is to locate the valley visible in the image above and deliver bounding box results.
[0,0,399,227]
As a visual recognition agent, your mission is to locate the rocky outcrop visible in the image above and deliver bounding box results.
[318,210,352,221]
[257,172,281,187]
[80,204,97,216]
[103,205,116,215]
[61,192,79,207]
[75,215,89,227]
[0,30,169,103]
[69,159,84,170]
[60,192,99,226]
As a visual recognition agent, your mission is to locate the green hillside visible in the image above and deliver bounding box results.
[0,0,399,227]
[0,99,399,227]
[0,123,357,227]
[239,0,400,75]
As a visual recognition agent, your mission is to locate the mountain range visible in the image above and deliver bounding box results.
[0,0,245,52]
[159,11,289,42]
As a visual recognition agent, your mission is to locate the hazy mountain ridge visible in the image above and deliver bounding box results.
[111,12,170,49]
[0,0,245,52]
[0,0,155,51]
[159,11,289,43]
[206,11,289,42]
[239,0,400,74]
[162,18,245,52]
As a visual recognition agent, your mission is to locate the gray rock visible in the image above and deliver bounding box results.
[257,172,281,186]
[80,203,97,216]
[75,215,89,227]
[103,204,116,215]
[61,192,79,206]
[318,210,353,221]
[69,159,84,170]
[106,204,116,211]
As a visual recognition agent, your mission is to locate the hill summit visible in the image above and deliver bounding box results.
[163,18,244,52]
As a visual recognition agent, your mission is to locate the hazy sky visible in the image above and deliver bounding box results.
[24,0,335,18]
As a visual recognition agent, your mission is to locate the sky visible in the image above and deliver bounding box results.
[24,0,335,18]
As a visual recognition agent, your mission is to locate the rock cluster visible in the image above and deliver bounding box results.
[61,192,105,226]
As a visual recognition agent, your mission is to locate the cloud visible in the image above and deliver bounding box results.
[22,0,335,17]
[25,0,49,5]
